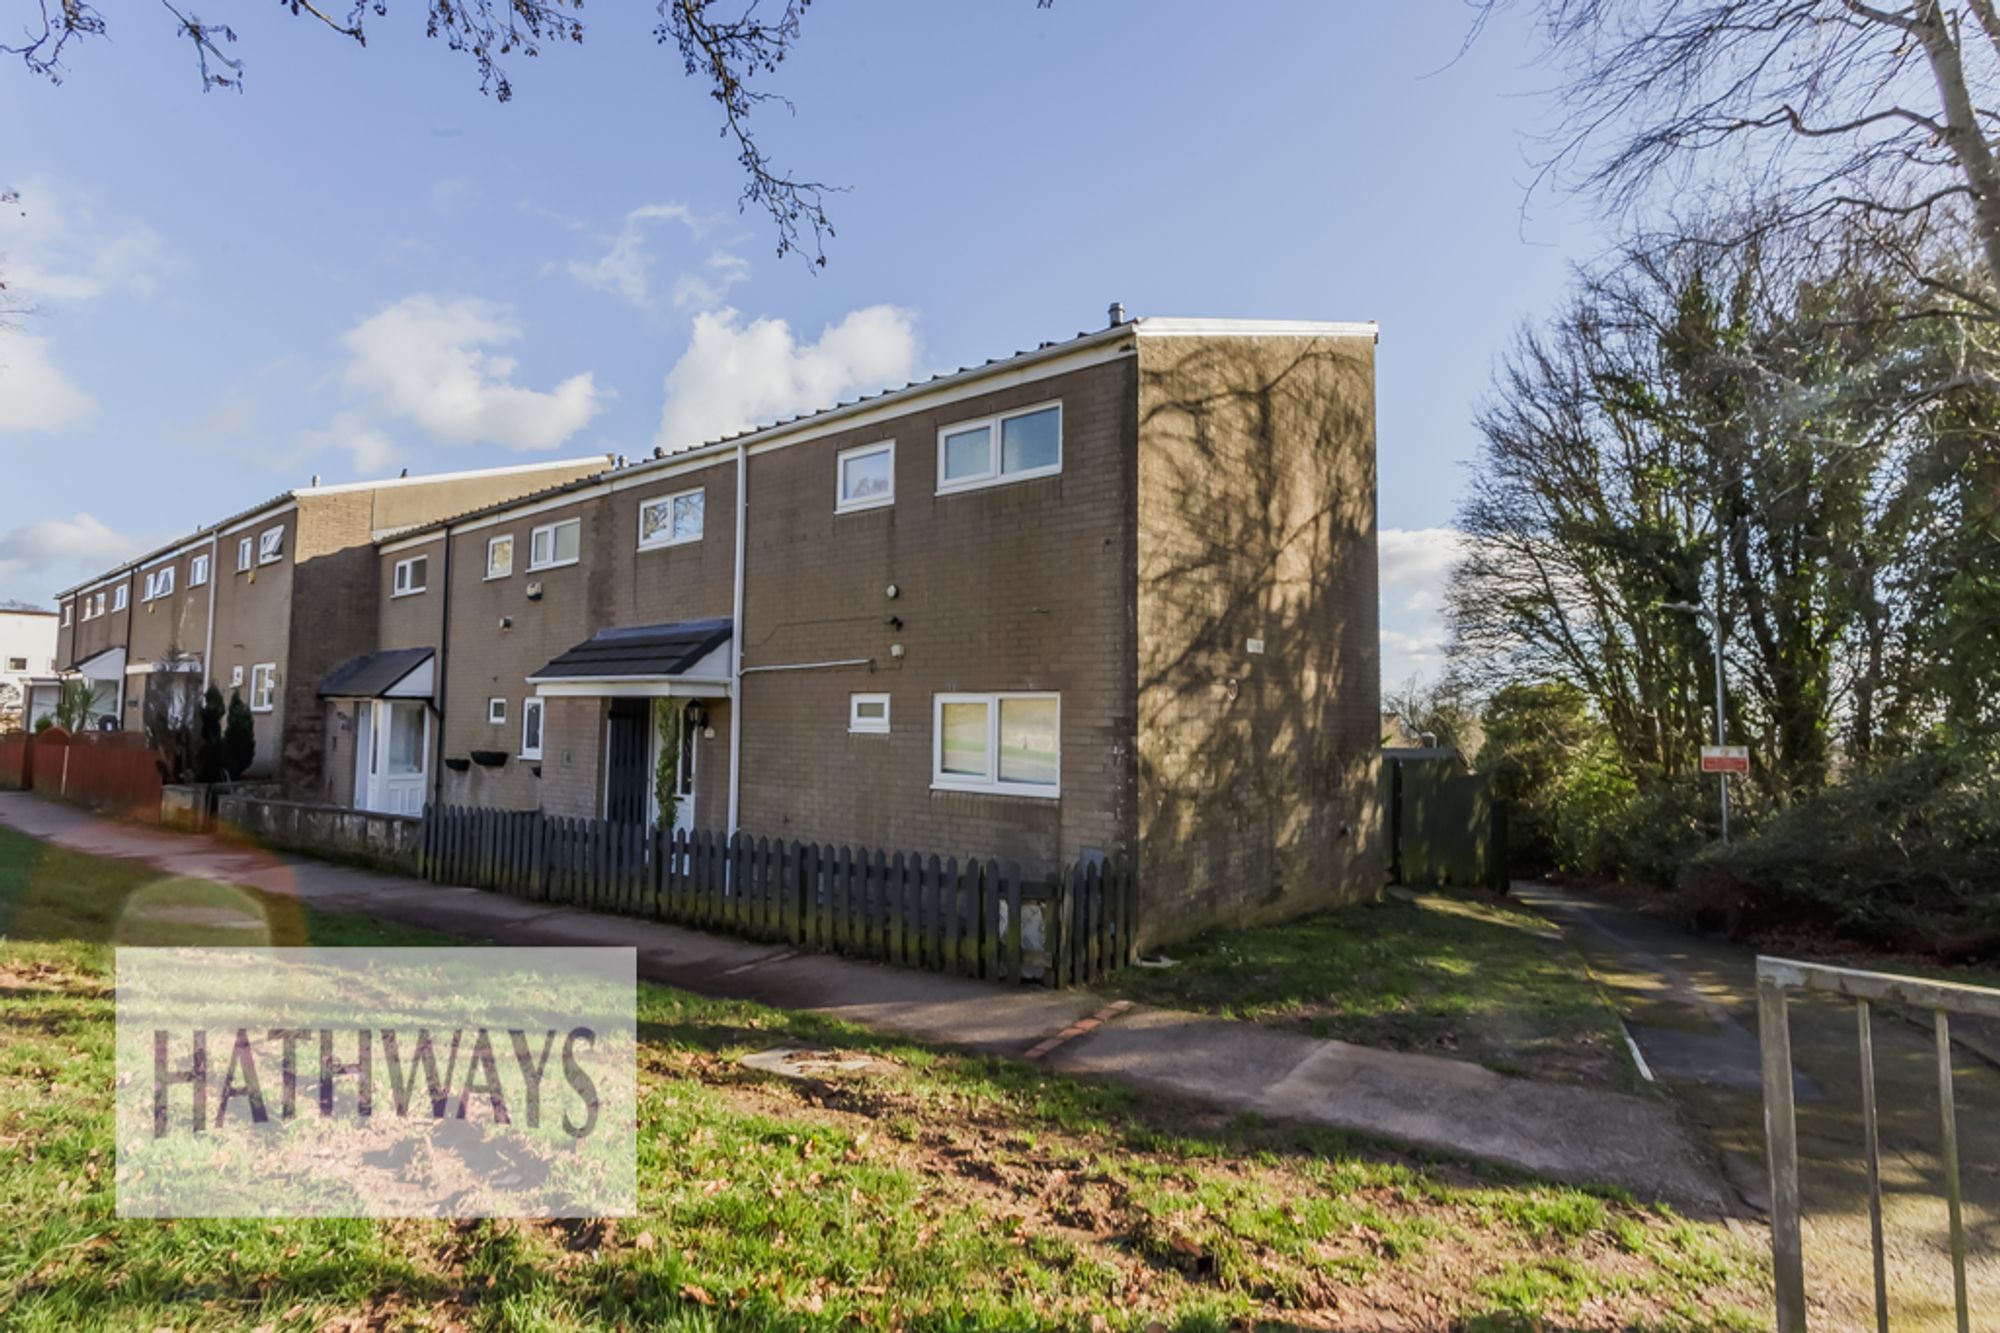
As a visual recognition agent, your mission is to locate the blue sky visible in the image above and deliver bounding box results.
[0,2,1607,685]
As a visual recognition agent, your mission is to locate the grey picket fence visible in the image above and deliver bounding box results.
[416,804,1137,986]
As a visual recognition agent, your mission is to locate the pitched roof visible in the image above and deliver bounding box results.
[529,618,732,681]
[318,647,435,699]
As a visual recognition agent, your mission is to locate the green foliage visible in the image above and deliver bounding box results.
[651,699,682,830]
[52,678,97,732]
[1682,739,2000,955]
[222,689,256,780]
[193,685,227,784]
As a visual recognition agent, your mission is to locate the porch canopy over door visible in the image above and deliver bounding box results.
[318,647,436,816]
[525,617,732,699]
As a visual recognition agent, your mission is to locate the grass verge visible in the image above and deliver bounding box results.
[0,824,1765,1330]
[1098,887,1639,1089]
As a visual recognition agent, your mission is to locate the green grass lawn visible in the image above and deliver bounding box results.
[0,826,1766,1330]
[1099,887,1641,1090]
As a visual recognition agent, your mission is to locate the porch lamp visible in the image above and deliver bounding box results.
[1659,599,1729,845]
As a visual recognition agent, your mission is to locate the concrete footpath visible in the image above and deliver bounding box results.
[0,792,1729,1213]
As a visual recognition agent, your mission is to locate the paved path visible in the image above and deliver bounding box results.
[1517,881,2000,1331]
[0,793,1727,1211]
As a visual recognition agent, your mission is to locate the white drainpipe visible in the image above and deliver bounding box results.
[727,441,747,838]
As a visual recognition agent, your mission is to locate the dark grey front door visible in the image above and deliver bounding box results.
[604,698,650,826]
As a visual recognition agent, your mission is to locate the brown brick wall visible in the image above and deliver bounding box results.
[1133,332,1383,946]
[428,456,737,813]
[209,510,297,777]
[736,358,1140,871]
[538,695,605,816]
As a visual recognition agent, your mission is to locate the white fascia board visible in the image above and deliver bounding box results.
[529,677,734,699]
[300,454,613,497]
[377,529,448,556]
[138,532,219,572]
[220,501,299,537]
[1134,317,1379,341]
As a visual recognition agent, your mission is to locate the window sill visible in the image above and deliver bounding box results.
[835,496,895,516]
[484,571,512,582]
[934,464,1062,498]
[520,751,543,762]
[637,535,703,552]
[527,558,579,573]
[259,557,283,567]
[848,725,890,736]
[390,588,427,599]
[930,779,1060,801]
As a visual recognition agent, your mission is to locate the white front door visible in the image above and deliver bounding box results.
[379,701,430,815]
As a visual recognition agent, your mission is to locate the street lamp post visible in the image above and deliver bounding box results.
[1661,598,1729,844]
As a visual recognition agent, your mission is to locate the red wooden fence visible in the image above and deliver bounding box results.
[29,728,164,820]
[0,732,30,791]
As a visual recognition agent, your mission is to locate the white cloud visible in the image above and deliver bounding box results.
[566,203,701,309]
[337,294,605,452]
[655,306,921,450]
[0,178,166,304]
[0,330,95,432]
[0,513,148,600]
[1378,526,1468,684]
[303,409,405,477]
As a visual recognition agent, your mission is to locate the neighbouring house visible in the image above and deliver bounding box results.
[0,603,59,731]
[316,313,1384,946]
[49,458,610,786]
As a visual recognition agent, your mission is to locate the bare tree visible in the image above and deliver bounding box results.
[3,1,839,264]
[1492,0,2000,305]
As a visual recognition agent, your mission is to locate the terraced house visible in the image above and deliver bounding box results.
[50,458,610,786]
[322,314,1386,944]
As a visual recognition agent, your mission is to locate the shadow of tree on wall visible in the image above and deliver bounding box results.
[1136,336,1383,942]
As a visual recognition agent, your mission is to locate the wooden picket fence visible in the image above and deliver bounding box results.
[416,804,1138,986]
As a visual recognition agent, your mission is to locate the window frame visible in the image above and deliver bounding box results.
[637,487,705,550]
[237,537,253,572]
[145,566,175,602]
[258,525,285,565]
[848,692,891,734]
[935,401,1063,496]
[835,441,896,514]
[520,697,544,759]
[249,663,277,713]
[189,553,209,588]
[6,656,25,673]
[930,691,1061,798]
[528,518,581,571]
[391,554,429,598]
[92,592,105,618]
[485,534,514,581]
[112,585,128,612]
[487,696,508,725]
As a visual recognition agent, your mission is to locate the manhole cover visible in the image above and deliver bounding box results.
[739,1047,876,1080]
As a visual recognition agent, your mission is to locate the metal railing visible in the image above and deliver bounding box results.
[1758,955,1999,1332]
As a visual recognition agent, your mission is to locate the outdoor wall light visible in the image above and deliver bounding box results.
[525,582,543,601]
[889,643,905,660]
[685,702,710,730]
[499,616,513,630]
[885,583,899,599]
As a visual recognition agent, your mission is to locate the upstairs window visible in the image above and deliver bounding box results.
[392,555,428,597]
[849,693,891,734]
[6,657,25,672]
[836,442,895,513]
[237,537,253,571]
[91,591,105,618]
[529,518,580,570]
[486,534,514,580]
[638,489,704,549]
[937,403,1062,494]
[145,566,175,601]
[60,603,71,627]
[258,525,284,565]
[189,553,210,587]
[112,585,128,612]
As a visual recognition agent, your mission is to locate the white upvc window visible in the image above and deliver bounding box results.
[849,692,891,734]
[258,525,285,565]
[145,566,175,601]
[189,553,210,587]
[60,602,71,626]
[932,692,1060,797]
[249,663,277,712]
[487,697,507,724]
[521,697,544,759]
[237,536,253,571]
[92,591,106,617]
[392,554,429,597]
[836,441,895,513]
[528,518,580,570]
[113,585,128,612]
[638,488,704,549]
[486,534,514,580]
[936,402,1062,495]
